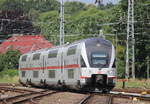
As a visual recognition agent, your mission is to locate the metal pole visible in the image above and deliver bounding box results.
[131,0,135,79]
[147,58,150,79]
[125,0,135,79]
[115,31,118,71]
[60,0,64,45]
[125,40,129,79]
[125,0,130,79]
[59,0,65,84]
[62,0,64,44]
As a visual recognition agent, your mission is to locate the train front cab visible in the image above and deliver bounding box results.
[80,38,116,92]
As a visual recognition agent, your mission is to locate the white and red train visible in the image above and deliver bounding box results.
[19,38,116,92]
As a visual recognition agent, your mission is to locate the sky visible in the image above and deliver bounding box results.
[64,0,119,4]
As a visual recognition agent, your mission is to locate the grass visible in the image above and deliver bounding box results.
[116,79,150,89]
[0,69,19,84]
[0,76,19,83]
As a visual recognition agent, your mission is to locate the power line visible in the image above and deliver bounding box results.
[0,18,53,25]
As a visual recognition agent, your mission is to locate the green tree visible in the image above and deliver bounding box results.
[0,0,25,11]
[37,11,60,44]
[0,54,5,71]
[111,0,150,78]
[1,50,22,70]
[64,1,86,15]
[24,0,60,13]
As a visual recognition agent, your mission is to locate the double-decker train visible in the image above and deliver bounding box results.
[19,38,116,92]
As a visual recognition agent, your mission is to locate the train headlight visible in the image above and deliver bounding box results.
[96,43,101,47]
[108,70,114,75]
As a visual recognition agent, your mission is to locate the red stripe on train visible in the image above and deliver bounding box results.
[47,66,61,69]
[64,64,80,68]
[80,76,116,79]
[107,76,116,79]
[80,76,90,79]
[19,64,80,70]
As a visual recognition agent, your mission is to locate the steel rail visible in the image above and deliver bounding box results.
[13,91,58,104]
[106,95,113,104]
[77,94,94,104]
[0,86,37,93]
[0,87,33,93]
[0,90,49,104]
[110,91,150,101]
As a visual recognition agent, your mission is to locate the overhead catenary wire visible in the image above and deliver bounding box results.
[0,1,149,39]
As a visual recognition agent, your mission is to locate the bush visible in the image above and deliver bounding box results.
[0,54,5,71]
[0,49,22,71]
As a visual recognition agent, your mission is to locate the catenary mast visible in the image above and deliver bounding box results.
[60,0,65,45]
[125,0,135,79]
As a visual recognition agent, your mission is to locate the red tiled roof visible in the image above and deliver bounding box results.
[0,35,53,54]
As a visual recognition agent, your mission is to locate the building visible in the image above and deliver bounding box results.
[0,34,53,54]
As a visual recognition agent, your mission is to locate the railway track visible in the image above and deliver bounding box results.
[113,88,150,94]
[106,95,113,104]
[0,83,150,104]
[0,86,35,93]
[77,91,150,104]
[110,91,150,101]
[0,90,58,104]
[77,94,113,104]
[77,94,94,104]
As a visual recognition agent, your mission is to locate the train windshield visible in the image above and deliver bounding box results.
[91,53,108,67]
[85,38,112,68]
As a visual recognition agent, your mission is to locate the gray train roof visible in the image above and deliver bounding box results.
[22,37,112,55]
[72,37,112,46]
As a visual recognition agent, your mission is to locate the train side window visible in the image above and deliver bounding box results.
[48,50,58,58]
[68,69,74,79]
[81,56,86,67]
[21,71,26,77]
[33,71,39,78]
[67,46,77,56]
[48,70,55,78]
[33,53,41,60]
[21,55,27,62]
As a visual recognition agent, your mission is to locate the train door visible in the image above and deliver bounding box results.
[19,54,29,83]
[74,52,80,82]
[41,53,46,82]
[74,46,80,83]
[31,53,41,84]
[46,49,59,85]
[64,45,79,85]
[27,55,32,82]
[60,48,65,83]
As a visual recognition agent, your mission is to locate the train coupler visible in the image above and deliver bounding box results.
[91,74,107,87]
